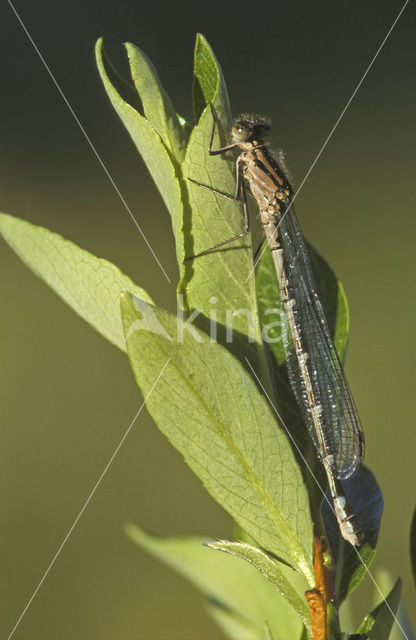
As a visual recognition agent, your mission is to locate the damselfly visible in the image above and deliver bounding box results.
[187,105,365,546]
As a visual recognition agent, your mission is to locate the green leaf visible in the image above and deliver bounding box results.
[121,293,314,582]
[206,540,310,629]
[124,41,188,162]
[410,506,416,588]
[95,38,185,267]
[126,525,303,640]
[192,33,232,126]
[356,578,402,639]
[0,213,152,351]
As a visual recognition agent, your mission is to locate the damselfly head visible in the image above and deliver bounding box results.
[231,116,271,142]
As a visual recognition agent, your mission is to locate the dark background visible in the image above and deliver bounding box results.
[1,1,415,638]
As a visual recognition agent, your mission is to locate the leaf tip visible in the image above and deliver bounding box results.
[194,33,211,63]
[95,37,106,73]
[123,521,136,537]
[95,36,104,55]
[123,41,136,54]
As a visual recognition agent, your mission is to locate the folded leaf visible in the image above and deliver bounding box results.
[95,38,184,267]
[206,540,310,628]
[125,41,188,162]
[126,524,303,640]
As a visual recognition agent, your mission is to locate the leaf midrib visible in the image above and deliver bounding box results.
[129,318,313,584]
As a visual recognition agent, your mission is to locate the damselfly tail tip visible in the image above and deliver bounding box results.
[333,495,364,547]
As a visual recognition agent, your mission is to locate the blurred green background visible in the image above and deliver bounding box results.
[1,1,415,638]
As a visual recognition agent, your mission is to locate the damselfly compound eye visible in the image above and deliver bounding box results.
[231,120,250,142]
[254,121,271,138]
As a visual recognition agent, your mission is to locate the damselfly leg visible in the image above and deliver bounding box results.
[185,107,251,260]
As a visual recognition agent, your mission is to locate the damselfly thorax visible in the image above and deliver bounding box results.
[237,142,293,250]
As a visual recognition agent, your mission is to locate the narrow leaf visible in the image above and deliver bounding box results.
[95,38,185,266]
[124,41,188,162]
[0,213,152,351]
[121,293,314,581]
[206,540,310,629]
[126,524,303,640]
[356,578,402,639]
[192,33,232,126]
